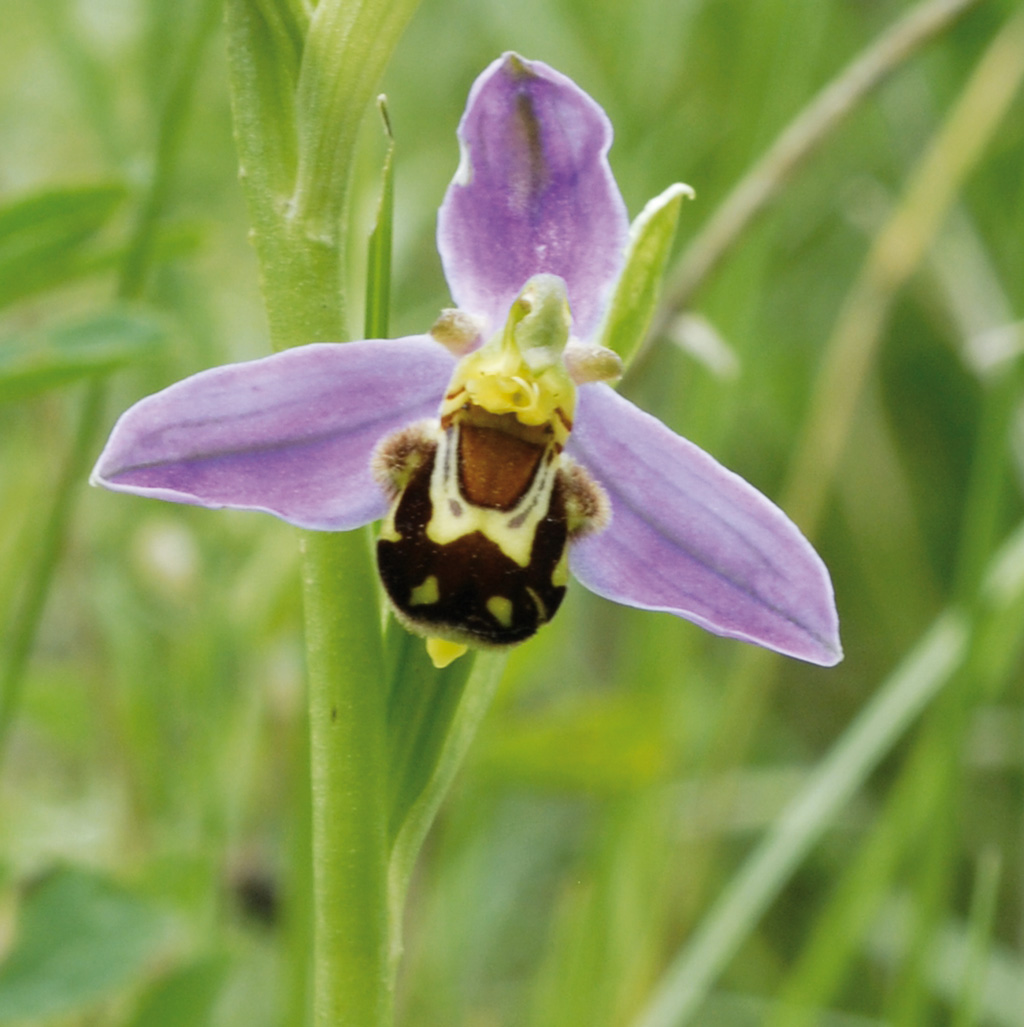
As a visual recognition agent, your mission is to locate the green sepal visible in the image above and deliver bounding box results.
[364,97,395,340]
[598,182,694,370]
[0,308,169,403]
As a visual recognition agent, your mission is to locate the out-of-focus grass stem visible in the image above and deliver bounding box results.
[951,849,1002,1027]
[632,611,971,1027]
[784,7,1024,533]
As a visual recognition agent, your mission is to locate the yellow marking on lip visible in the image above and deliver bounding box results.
[426,637,468,668]
[552,549,569,588]
[409,575,440,606]
[487,595,514,628]
[525,587,548,622]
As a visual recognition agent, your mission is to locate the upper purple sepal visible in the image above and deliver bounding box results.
[438,53,629,340]
[567,384,842,666]
[91,338,455,531]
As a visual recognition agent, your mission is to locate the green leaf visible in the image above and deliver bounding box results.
[0,867,174,1021]
[0,183,128,309]
[0,307,170,403]
[364,97,395,340]
[598,182,694,369]
[385,620,476,843]
[385,625,507,960]
[125,956,230,1027]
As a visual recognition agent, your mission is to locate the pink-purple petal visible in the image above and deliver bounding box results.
[91,338,455,531]
[567,384,842,666]
[437,53,629,340]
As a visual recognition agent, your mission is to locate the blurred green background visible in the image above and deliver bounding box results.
[2,0,1024,1024]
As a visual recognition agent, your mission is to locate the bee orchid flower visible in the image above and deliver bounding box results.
[92,53,841,669]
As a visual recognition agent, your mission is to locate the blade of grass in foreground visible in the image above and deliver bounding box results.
[671,6,1024,944]
[631,611,968,1027]
[632,512,1024,1027]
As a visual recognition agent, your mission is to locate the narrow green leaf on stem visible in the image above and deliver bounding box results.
[291,0,421,238]
[388,649,508,977]
[599,182,693,371]
[365,97,395,341]
[226,4,424,1023]
[384,620,474,842]
[224,0,302,204]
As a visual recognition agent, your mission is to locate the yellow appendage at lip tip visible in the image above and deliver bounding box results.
[426,637,469,669]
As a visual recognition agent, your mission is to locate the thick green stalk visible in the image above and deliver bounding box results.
[302,529,390,1027]
[223,2,420,1023]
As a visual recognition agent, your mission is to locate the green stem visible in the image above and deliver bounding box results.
[224,3,421,1022]
[302,529,390,1027]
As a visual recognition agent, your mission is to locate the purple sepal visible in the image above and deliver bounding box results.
[437,53,629,339]
[568,384,842,666]
[91,338,456,531]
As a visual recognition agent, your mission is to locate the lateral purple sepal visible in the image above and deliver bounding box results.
[91,338,455,531]
[438,53,629,339]
[568,384,842,666]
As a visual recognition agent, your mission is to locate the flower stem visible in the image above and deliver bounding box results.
[302,529,390,1027]
[224,3,421,1022]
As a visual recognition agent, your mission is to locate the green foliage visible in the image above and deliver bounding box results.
[0,867,173,1021]
[3,0,1024,1025]
[0,308,169,402]
[124,956,231,1027]
[0,184,127,309]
